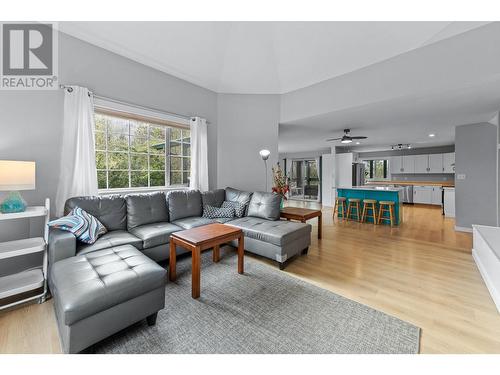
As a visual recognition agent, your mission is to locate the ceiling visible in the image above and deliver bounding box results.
[59,21,499,154]
[279,77,500,153]
[59,21,488,94]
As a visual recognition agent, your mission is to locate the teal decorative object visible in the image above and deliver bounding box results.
[0,191,28,213]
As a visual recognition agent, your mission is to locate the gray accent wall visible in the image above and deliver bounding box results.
[0,92,63,241]
[455,122,498,228]
[217,94,280,192]
[0,31,218,243]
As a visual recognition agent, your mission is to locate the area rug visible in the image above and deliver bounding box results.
[94,248,420,354]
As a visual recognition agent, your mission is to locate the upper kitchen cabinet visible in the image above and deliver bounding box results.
[414,154,444,173]
[390,155,415,174]
[429,154,443,173]
[390,152,454,174]
[402,155,415,174]
[442,152,455,173]
[390,156,403,174]
[414,155,429,173]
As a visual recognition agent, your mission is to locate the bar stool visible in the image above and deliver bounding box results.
[361,199,377,225]
[346,198,361,222]
[333,196,347,220]
[378,201,395,227]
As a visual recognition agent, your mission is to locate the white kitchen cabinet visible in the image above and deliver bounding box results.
[442,152,455,173]
[390,153,455,175]
[390,156,402,174]
[444,187,455,217]
[431,186,443,205]
[413,186,433,204]
[414,155,429,174]
[413,185,442,205]
[402,155,415,174]
[413,154,445,174]
[390,155,415,174]
[429,154,443,173]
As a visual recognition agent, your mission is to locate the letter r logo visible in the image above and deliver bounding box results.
[2,23,53,75]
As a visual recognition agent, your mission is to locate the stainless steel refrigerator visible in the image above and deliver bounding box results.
[352,163,365,187]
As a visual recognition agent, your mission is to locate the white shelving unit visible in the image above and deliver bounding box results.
[0,199,50,310]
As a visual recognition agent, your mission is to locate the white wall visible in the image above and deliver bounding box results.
[280,23,500,123]
[335,153,353,188]
[217,94,280,192]
[321,153,335,207]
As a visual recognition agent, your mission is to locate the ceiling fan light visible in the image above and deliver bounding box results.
[341,139,352,144]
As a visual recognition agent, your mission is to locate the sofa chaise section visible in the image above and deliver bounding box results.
[226,191,311,269]
[49,244,166,353]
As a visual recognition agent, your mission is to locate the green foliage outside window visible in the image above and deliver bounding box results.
[94,113,191,190]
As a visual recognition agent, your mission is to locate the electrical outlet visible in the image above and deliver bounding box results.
[457,173,466,180]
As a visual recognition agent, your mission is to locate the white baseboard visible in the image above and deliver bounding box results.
[455,225,473,233]
[472,248,500,314]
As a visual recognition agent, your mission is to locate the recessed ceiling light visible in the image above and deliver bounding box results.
[428,133,435,138]
[355,141,360,145]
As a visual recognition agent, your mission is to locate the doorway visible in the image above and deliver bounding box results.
[289,158,320,201]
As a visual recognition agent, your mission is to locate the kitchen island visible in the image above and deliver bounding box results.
[337,186,403,225]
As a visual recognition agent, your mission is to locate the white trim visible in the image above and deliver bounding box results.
[98,186,189,195]
[472,248,500,313]
[94,97,190,127]
[455,225,473,233]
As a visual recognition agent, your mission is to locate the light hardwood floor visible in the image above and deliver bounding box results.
[1,203,499,353]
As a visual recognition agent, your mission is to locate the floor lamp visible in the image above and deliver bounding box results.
[259,149,271,191]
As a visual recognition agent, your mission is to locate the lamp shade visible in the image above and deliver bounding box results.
[0,161,36,191]
[259,149,271,160]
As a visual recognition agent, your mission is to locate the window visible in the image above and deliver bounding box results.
[94,112,191,190]
[363,159,388,180]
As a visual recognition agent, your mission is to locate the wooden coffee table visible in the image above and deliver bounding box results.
[280,207,322,239]
[169,223,244,299]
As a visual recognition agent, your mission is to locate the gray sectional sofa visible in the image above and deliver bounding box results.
[49,187,311,269]
[48,187,311,353]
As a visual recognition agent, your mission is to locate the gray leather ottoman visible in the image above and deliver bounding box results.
[49,244,166,353]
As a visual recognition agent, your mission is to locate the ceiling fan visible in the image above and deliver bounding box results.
[326,128,367,144]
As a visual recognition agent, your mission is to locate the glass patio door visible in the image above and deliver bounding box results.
[289,159,320,201]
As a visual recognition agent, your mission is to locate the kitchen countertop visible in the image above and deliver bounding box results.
[367,181,455,187]
[337,186,402,192]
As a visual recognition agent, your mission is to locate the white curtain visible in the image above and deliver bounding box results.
[55,86,98,216]
[189,117,209,191]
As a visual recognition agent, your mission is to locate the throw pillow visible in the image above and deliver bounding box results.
[48,207,107,244]
[247,192,281,220]
[222,200,246,218]
[203,204,235,219]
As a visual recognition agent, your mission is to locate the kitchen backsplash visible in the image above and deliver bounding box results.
[389,174,455,182]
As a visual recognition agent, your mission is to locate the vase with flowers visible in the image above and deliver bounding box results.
[272,163,289,209]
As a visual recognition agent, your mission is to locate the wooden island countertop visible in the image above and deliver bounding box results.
[367,181,454,187]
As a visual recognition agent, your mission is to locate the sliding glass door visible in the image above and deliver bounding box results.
[289,158,320,201]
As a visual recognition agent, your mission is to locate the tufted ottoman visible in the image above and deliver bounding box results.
[49,244,166,353]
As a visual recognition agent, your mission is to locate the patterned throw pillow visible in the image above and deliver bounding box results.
[222,201,246,218]
[203,204,235,219]
[48,207,107,244]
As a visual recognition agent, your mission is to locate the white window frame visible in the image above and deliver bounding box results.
[93,98,191,194]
